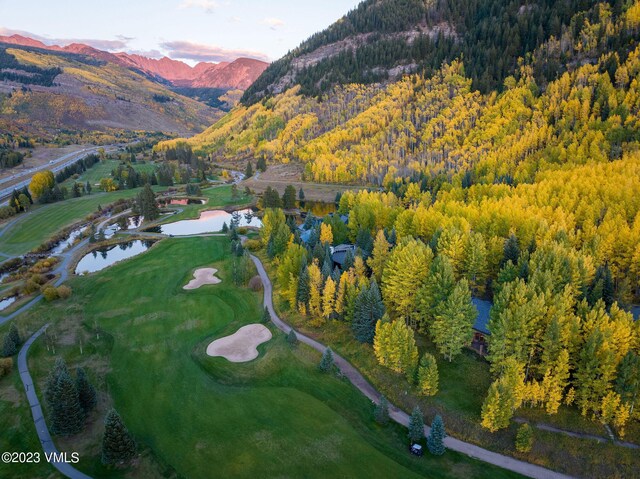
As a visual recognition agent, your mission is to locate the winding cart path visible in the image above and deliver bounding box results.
[249,253,574,479]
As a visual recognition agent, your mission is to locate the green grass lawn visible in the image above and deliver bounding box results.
[0,190,147,256]
[0,237,521,479]
[61,160,158,189]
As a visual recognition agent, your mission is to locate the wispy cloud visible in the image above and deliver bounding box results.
[160,40,269,63]
[178,0,219,13]
[260,17,285,30]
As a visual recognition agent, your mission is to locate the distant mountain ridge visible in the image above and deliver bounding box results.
[0,34,268,90]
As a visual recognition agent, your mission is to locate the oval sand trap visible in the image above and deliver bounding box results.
[184,268,221,290]
[206,324,272,362]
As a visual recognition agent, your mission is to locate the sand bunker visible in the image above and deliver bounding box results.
[206,324,272,362]
[184,268,221,290]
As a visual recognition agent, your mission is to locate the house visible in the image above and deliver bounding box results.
[331,244,356,269]
[471,297,492,355]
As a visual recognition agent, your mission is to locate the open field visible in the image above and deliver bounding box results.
[0,236,522,479]
[0,189,146,256]
[241,163,364,203]
[61,160,158,188]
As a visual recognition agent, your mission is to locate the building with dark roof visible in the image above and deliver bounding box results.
[471,297,492,355]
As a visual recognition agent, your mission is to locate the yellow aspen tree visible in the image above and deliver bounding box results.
[322,276,336,320]
[308,260,323,322]
[320,223,334,245]
[368,229,390,282]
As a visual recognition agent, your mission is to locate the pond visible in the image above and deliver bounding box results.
[103,215,144,238]
[298,200,337,217]
[166,198,206,206]
[0,296,16,311]
[51,225,87,255]
[147,209,261,236]
[75,240,154,275]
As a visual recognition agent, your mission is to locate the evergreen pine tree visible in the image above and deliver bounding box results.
[222,222,229,233]
[408,406,424,443]
[50,370,85,436]
[318,348,334,372]
[45,357,68,409]
[343,249,355,271]
[502,234,520,266]
[101,409,136,465]
[296,263,310,311]
[298,187,305,200]
[137,184,159,221]
[374,395,390,425]
[286,329,298,346]
[352,281,384,343]
[2,332,17,357]
[427,415,446,455]
[321,258,333,279]
[245,161,253,178]
[76,368,97,415]
[262,307,271,324]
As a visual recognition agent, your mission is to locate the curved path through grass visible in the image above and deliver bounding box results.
[248,253,573,479]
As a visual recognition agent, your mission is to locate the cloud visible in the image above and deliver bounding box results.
[127,49,164,59]
[0,27,130,51]
[178,0,219,13]
[260,17,285,30]
[228,16,242,23]
[160,40,269,63]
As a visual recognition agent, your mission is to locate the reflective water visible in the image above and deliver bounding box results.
[148,209,261,236]
[168,198,206,205]
[51,225,87,255]
[103,216,144,238]
[74,240,153,275]
[0,296,16,311]
[297,200,337,217]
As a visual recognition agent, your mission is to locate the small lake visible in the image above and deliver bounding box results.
[51,225,87,255]
[75,240,154,275]
[298,200,337,217]
[0,296,16,311]
[167,198,206,205]
[103,215,144,238]
[147,209,261,236]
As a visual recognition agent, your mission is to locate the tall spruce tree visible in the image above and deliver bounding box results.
[408,406,424,443]
[50,370,85,436]
[2,324,20,357]
[45,357,68,409]
[245,161,253,178]
[427,415,446,455]
[282,184,297,209]
[374,395,390,425]
[101,409,136,465]
[137,184,159,221]
[318,348,334,372]
[352,281,384,344]
[76,368,97,415]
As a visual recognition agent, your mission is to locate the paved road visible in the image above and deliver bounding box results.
[0,146,120,204]
[249,254,574,479]
[17,325,92,479]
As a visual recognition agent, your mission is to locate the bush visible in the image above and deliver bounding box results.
[248,275,263,291]
[237,227,248,235]
[244,239,262,251]
[374,396,390,425]
[43,286,59,301]
[515,423,533,453]
[57,285,72,299]
[22,279,41,295]
[0,357,13,379]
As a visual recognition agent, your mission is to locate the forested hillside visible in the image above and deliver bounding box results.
[166,2,640,186]
[242,0,612,102]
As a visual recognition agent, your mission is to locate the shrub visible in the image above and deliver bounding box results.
[318,348,334,372]
[374,396,390,425]
[244,239,262,251]
[286,329,298,346]
[515,423,533,453]
[57,285,72,299]
[0,357,13,378]
[43,286,59,301]
[248,275,263,291]
[22,279,41,295]
[237,227,248,235]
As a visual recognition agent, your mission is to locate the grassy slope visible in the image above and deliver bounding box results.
[0,190,143,256]
[0,236,521,479]
[61,160,158,188]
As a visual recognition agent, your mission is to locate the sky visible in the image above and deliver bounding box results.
[0,0,362,64]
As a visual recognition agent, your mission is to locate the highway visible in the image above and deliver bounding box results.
[0,145,120,204]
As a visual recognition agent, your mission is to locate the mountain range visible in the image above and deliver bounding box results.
[0,34,268,90]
